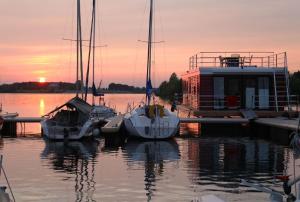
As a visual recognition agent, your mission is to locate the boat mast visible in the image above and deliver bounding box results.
[85,0,96,102]
[92,0,96,105]
[77,0,84,99]
[146,0,154,105]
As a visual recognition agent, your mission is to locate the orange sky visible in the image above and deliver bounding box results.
[1,0,300,87]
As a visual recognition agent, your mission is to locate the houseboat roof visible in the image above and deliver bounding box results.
[183,67,286,76]
[186,51,287,74]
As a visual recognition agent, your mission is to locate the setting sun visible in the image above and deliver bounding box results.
[39,77,46,83]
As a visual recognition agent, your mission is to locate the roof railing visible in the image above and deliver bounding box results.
[189,52,287,70]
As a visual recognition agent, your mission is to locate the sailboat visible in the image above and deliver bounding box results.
[84,0,116,128]
[124,0,180,139]
[41,0,115,140]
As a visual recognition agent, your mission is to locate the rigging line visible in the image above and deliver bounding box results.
[153,0,156,88]
[97,2,107,85]
[1,166,16,202]
[133,0,148,87]
[156,0,167,83]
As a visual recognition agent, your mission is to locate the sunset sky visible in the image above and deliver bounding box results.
[1,0,300,87]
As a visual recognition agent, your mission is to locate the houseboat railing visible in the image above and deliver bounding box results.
[183,94,299,111]
[189,52,288,70]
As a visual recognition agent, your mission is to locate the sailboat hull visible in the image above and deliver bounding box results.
[41,119,94,140]
[124,107,180,139]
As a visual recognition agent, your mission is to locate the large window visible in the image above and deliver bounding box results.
[227,79,240,96]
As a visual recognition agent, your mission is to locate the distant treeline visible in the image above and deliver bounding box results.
[156,73,182,101]
[107,83,145,93]
[0,82,76,93]
[0,82,145,93]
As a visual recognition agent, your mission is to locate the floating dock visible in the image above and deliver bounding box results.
[179,117,249,124]
[102,114,124,134]
[3,117,43,123]
[2,116,44,137]
[254,117,299,131]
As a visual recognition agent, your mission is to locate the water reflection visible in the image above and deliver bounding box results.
[124,140,180,201]
[41,139,100,202]
[39,98,45,116]
[184,137,288,193]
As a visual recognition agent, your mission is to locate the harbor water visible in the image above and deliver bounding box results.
[0,93,299,201]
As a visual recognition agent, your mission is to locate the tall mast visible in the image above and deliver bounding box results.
[92,0,96,105]
[78,0,84,99]
[146,0,154,105]
[76,0,80,97]
[85,0,96,102]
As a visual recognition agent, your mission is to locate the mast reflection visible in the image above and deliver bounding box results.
[124,139,180,201]
[41,139,100,202]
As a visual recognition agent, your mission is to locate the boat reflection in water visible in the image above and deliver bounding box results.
[41,139,100,202]
[124,139,180,201]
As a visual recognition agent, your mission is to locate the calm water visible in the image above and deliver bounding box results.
[0,94,299,202]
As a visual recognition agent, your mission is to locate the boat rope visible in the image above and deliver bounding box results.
[0,158,16,202]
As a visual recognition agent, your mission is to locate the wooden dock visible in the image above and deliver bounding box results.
[2,117,44,137]
[255,117,300,131]
[102,114,124,134]
[3,117,43,123]
[179,117,249,124]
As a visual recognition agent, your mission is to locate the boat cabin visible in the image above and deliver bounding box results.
[181,52,291,111]
[44,97,92,126]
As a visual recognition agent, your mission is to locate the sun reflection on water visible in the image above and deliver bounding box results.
[39,98,45,116]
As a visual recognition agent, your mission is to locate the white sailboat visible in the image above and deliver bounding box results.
[124,0,180,139]
[41,0,115,140]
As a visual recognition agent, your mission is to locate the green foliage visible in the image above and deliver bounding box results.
[290,71,300,96]
[157,73,182,101]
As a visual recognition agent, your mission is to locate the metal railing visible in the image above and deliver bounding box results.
[189,52,288,70]
[183,94,299,111]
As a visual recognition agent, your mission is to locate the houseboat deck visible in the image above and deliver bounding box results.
[182,51,294,112]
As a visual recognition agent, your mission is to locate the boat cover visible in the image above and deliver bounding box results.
[44,97,92,116]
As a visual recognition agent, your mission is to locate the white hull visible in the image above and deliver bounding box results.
[41,119,95,140]
[124,106,179,139]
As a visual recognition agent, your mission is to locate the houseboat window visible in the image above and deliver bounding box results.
[227,79,239,96]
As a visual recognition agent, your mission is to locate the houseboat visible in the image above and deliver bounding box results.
[182,52,292,112]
